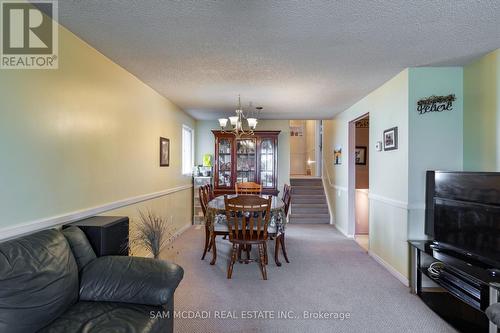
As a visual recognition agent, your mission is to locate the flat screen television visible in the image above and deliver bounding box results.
[425,171,500,268]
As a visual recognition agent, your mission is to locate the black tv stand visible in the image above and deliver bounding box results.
[429,242,496,270]
[487,269,500,277]
[409,240,500,332]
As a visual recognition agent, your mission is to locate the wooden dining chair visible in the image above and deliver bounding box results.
[283,184,291,201]
[201,184,230,262]
[282,184,290,209]
[283,185,291,217]
[277,189,291,264]
[207,183,215,200]
[225,195,272,280]
[266,186,291,266]
[199,184,211,260]
[235,182,262,195]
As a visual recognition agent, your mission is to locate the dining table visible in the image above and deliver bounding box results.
[205,194,287,266]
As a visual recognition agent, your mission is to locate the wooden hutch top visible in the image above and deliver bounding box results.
[212,130,280,195]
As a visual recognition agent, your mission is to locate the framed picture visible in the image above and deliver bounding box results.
[383,127,398,151]
[334,147,342,165]
[290,126,304,137]
[160,137,170,167]
[355,146,367,165]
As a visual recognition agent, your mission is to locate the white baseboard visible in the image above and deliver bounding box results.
[0,184,193,241]
[173,222,192,239]
[369,250,409,287]
[334,224,354,239]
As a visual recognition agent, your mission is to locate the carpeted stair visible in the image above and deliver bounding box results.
[289,177,330,224]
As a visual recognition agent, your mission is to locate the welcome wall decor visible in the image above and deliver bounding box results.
[416,94,456,115]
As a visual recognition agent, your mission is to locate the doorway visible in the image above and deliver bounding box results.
[289,120,322,177]
[349,114,370,251]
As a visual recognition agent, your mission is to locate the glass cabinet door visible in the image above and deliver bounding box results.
[217,138,232,187]
[260,139,275,188]
[236,138,256,183]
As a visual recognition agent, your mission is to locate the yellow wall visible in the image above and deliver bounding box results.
[0,24,194,236]
[463,49,500,171]
[305,120,318,176]
[289,120,307,175]
[323,70,410,280]
[289,119,319,176]
[102,189,192,258]
[324,67,464,282]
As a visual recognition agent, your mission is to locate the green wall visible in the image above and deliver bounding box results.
[463,49,500,171]
[408,67,464,239]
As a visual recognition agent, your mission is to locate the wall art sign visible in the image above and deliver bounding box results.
[290,125,304,136]
[160,137,170,167]
[355,146,367,165]
[416,94,456,115]
[334,147,342,165]
[383,127,398,151]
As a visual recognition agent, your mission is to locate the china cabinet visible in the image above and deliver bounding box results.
[212,130,280,195]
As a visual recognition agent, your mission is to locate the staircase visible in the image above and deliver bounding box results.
[289,177,330,224]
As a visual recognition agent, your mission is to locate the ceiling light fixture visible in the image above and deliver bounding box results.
[218,95,261,138]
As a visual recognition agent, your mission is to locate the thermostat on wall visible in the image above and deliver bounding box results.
[375,141,382,151]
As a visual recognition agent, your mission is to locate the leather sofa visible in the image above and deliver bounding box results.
[0,227,184,333]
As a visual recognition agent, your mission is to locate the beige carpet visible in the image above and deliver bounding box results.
[164,224,455,333]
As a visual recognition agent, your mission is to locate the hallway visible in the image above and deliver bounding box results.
[167,224,454,333]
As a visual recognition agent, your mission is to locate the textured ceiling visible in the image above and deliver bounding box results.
[52,1,499,119]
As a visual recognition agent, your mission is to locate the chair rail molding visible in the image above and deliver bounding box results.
[368,192,408,210]
[0,184,193,241]
[407,202,426,210]
[333,184,348,192]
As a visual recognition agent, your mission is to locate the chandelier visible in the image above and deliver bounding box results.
[218,95,260,138]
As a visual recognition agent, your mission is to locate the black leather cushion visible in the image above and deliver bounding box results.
[62,226,96,270]
[39,301,170,333]
[79,256,184,306]
[0,229,79,333]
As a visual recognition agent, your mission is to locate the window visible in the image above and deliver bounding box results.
[182,125,194,175]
